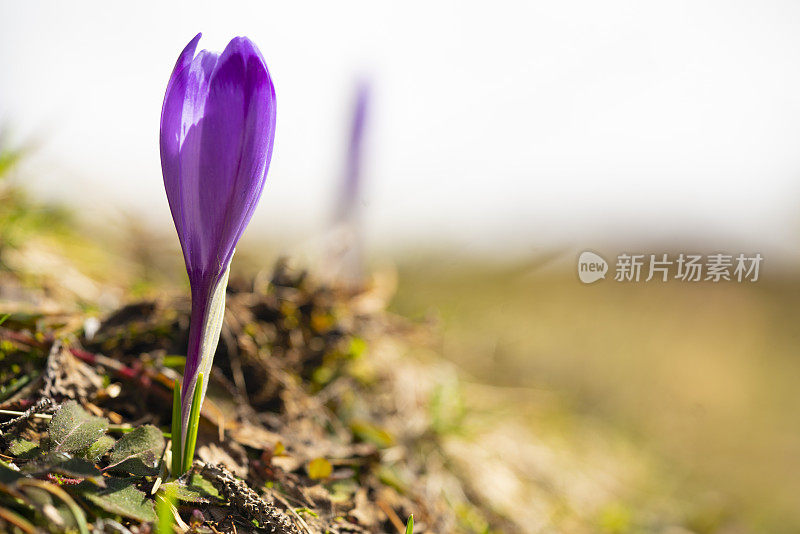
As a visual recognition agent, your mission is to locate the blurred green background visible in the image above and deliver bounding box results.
[392,257,800,532]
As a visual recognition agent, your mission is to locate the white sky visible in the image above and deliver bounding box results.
[2,1,800,257]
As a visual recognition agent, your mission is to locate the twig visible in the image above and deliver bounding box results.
[0,506,37,534]
[376,499,405,534]
[272,493,312,534]
[0,327,50,350]
[0,398,55,430]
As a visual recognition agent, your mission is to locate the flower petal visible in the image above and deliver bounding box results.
[176,49,220,277]
[192,37,276,280]
[160,33,202,250]
[219,38,276,270]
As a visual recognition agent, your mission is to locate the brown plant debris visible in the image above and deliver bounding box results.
[195,461,300,534]
[0,260,501,533]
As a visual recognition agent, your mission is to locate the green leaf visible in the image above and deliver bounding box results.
[48,401,108,454]
[105,425,164,475]
[80,435,115,463]
[295,507,318,517]
[181,372,204,474]
[7,437,40,459]
[170,379,182,476]
[405,514,414,534]
[187,472,221,500]
[307,457,332,480]
[30,453,104,484]
[158,478,222,504]
[77,477,156,523]
[349,419,394,448]
[158,482,207,503]
[162,355,186,369]
[348,337,367,358]
[0,461,23,483]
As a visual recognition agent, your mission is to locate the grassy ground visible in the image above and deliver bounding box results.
[3,140,798,531]
[391,255,800,532]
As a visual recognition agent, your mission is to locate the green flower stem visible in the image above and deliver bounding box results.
[170,379,183,476]
[181,372,204,474]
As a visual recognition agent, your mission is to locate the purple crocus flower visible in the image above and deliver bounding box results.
[335,81,369,225]
[160,33,276,456]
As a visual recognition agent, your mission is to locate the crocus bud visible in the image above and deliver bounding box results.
[160,33,276,460]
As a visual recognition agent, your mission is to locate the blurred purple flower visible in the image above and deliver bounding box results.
[335,81,369,224]
[160,33,276,453]
[326,81,370,286]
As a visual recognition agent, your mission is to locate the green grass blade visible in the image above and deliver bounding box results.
[405,514,414,534]
[170,379,182,477]
[181,372,204,474]
[156,488,176,534]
